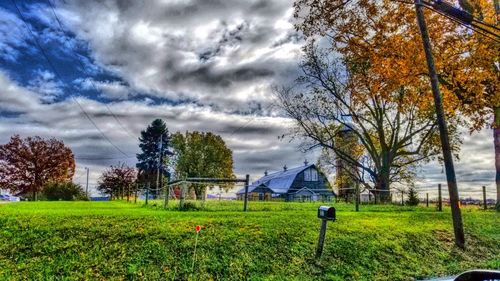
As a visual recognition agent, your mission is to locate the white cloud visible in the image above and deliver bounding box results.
[50,0,301,109]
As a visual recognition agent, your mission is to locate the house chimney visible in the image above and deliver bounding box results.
[264,170,268,176]
[283,165,287,171]
[304,159,309,166]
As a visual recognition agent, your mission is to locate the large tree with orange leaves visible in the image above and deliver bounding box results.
[0,135,75,200]
[276,44,456,201]
[293,0,499,205]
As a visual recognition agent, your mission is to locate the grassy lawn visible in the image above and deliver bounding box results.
[0,201,498,280]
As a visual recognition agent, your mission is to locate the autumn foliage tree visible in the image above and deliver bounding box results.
[0,135,75,200]
[97,163,137,199]
[276,45,451,201]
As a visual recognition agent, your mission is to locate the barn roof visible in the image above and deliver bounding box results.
[236,164,315,194]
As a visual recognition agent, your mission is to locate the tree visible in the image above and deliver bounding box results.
[293,0,499,206]
[406,185,420,206]
[97,163,137,199]
[136,119,172,197]
[0,135,75,200]
[275,44,457,201]
[171,131,235,199]
[43,182,86,201]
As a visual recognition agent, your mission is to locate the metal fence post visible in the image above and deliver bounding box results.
[483,186,487,210]
[438,184,442,211]
[179,182,186,210]
[163,178,169,209]
[134,183,138,204]
[355,184,360,212]
[243,174,249,212]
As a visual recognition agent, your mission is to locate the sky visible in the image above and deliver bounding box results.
[0,0,495,199]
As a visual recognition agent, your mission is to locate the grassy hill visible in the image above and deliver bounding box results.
[0,201,498,280]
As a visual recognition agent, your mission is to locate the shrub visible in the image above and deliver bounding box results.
[43,182,86,201]
[180,201,200,211]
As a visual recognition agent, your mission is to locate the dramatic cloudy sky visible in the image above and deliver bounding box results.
[0,0,495,198]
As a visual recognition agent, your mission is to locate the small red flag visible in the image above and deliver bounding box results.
[196,225,201,233]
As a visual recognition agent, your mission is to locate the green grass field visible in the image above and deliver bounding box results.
[0,201,498,280]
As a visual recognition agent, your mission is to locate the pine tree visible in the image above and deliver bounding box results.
[136,119,172,197]
[406,186,420,206]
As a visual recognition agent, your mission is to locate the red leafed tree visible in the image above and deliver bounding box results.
[0,135,75,200]
[97,163,137,200]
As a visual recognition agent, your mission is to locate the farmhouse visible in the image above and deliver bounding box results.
[236,162,336,201]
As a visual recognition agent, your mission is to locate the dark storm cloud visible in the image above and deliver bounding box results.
[168,64,274,88]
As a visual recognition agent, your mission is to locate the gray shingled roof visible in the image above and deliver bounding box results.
[236,164,315,194]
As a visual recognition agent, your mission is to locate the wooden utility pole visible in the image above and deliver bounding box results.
[495,108,500,211]
[426,193,429,207]
[243,174,250,212]
[85,167,89,198]
[483,186,487,210]
[415,0,465,248]
[156,134,163,199]
[493,0,500,205]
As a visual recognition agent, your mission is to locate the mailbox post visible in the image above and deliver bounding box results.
[316,206,336,259]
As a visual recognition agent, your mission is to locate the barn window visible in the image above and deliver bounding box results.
[304,169,311,181]
[311,169,318,181]
[304,168,318,182]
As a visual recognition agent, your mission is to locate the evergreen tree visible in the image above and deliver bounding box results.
[136,119,172,197]
[406,186,420,206]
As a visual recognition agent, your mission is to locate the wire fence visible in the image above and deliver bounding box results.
[100,181,497,212]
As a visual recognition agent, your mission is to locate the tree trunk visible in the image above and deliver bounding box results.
[494,107,500,211]
[374,174,391,203]
[194,185,205,200]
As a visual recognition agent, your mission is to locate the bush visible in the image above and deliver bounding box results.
[180,201,201,211]
[43,182,86,201]
[406,186,420,206]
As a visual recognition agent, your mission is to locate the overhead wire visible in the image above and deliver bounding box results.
[45,0,138,140]
[10,0,131,158]
[391,0,500,42]
[75,156,136,160]
[425,4,500,43]
[418,0,500,43]
[228,103,276,136]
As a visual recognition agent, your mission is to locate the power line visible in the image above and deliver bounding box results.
[45,0,138,140]
[229,103,276,136]
[10,0,131,158]
[392,0,500,42]
[422,1,500,43]
[75,155,136,160]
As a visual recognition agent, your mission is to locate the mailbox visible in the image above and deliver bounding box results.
[318,206,336,221]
